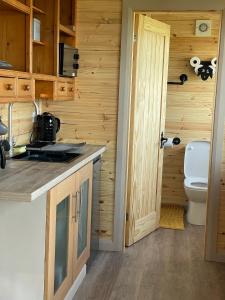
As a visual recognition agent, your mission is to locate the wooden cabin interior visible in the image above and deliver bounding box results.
[0,0,225,299]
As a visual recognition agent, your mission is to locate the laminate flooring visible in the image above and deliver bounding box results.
[74,225,225,300]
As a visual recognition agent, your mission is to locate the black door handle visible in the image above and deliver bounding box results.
[160,132,168,149]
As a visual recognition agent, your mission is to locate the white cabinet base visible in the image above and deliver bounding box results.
[0,194,47,300]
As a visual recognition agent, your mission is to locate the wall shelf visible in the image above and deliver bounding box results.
[32,5,46,15]
[0,0,77,102]
[0,0,30,14]
[59,24,75,37]
[33,40,45,46]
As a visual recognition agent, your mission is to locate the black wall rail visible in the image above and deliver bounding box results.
[168,74,188,85]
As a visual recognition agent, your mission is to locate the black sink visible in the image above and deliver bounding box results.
[12,150,81,163]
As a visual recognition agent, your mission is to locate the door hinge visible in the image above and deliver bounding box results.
[126,213,129,222]
[133,33,137,42]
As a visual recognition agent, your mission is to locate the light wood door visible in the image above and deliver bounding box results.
[72,162,93,280]
[126,15,170,246]
[45,174,76,300]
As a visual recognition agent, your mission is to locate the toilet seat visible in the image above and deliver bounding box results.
[184,177,208,191]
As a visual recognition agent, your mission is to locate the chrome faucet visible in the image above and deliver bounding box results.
[7,101,41,157]
[33,99,40,117]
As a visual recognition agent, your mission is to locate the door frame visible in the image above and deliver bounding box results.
[113,0,225,262]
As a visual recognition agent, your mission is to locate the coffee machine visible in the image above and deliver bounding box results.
[31,112,61,146]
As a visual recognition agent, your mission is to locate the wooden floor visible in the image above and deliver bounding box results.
[74,226,225,300]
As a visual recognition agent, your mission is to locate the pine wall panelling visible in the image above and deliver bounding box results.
[43,0,122,240]
[2,7,224,250]
[217,124,225,252]
[0,103,34,146]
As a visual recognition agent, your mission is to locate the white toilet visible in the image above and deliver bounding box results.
[184,141,210,226]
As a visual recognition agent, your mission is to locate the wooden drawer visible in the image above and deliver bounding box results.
[56,81,67,97]
[18,79,33,99]
[0,77,16,98]
[67,83,75,98]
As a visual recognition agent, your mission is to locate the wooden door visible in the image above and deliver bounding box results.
[72,162,93,280]
[126,15,170,246]
[45,174,75,300]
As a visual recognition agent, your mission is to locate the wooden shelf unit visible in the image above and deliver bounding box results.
[59,24,76,37]
[0,0,77,102]
[33,40,45,46]
[0,0,31,14]
[32,5,45,14]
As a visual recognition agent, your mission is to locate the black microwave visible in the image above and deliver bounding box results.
[59,43,79,77]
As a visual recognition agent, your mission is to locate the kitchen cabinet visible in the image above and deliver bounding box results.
[45,174,74,300]
[72,162,93,280]
[0,75,35,102]
[0,145,105,300]
[45,162,93,300]
[0,0,77,102]
[54,80,75,101]
[0,77,17,99]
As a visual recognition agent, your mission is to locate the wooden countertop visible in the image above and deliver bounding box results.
[0,145,106,202]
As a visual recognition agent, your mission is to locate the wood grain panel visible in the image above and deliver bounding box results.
[126,15,170,246]
[2,9,220,245]
[217,124,225,252]
[42,0,122,240]
[150,12,221,206]
[0,11,26,71]
[0,102,34,146]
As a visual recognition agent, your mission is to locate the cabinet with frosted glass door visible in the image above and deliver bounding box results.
[44,162,93,300]
[45,174,75,300]
[72,162,93,280]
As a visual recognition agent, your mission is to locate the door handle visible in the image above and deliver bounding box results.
[160,132,168,149]
[72,191,80,222]
[76,191,81,222]
[78,189,82,219]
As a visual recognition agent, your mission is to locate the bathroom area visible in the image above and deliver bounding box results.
[151,11,221,230]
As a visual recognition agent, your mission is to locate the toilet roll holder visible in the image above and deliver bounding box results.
[160,132,181,149]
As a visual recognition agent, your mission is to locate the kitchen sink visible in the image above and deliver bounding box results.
[12,150,81,163]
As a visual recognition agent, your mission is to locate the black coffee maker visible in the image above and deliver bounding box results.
[32,112,61,144]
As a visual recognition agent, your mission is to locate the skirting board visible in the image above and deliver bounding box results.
[64,265,86,300]
[99,239,122,251]
[206,252,225,263]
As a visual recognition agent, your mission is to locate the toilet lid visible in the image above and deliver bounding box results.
[184,141,210,178]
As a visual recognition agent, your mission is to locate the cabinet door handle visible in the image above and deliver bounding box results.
[79,189,82,219]
[24,85,30,91]
[6,84,14,91]
[60,86,66,92]
[75,191,80,222]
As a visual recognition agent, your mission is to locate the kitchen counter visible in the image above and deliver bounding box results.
[0,144,106,202]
